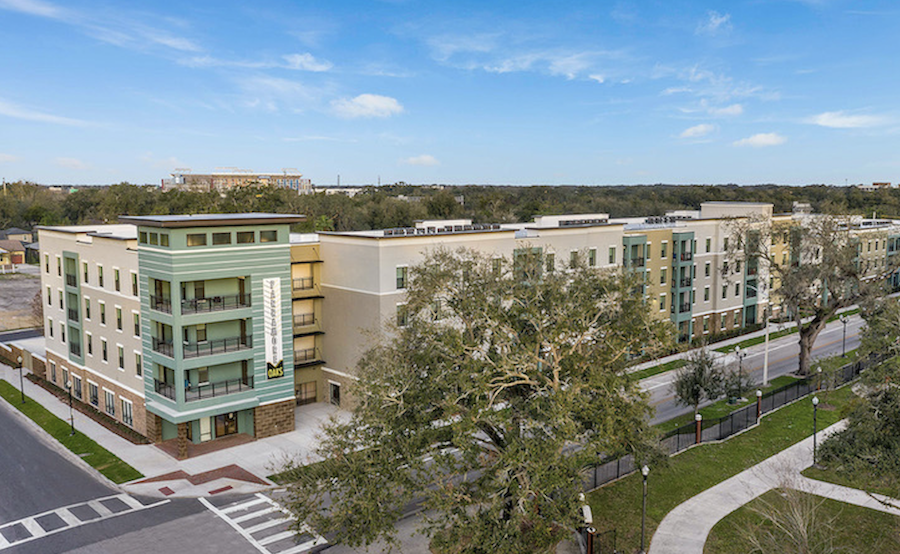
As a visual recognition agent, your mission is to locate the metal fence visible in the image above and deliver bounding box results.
[582,353,883,493]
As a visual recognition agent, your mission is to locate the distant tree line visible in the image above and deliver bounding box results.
[3,180,900,233]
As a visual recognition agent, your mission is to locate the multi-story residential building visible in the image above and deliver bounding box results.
[38,203,900,454]
[161,169,312,194]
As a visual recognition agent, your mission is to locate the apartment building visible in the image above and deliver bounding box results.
[162,169,312,194]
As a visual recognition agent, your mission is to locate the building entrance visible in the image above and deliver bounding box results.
[215,412,238,437]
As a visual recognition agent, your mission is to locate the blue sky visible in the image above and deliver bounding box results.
[0,0,898,186]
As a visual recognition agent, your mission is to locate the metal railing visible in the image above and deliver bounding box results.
[185,376,254,402]
[154,378,176,400]
[181,294,250,314]
[183,335,252,359]
[67,308,79,322]
[69,343,81,357]
[294,347,317,363]
[292,277,314,290]
[679,252,693,261]
[627,257,645,268]
[150,295,172,314]
[677,277,692,287]
[65,274,77,287]
[152,337,174,357]
[293,313,315,328]
[746,287,758,298]
[678,303,691,313]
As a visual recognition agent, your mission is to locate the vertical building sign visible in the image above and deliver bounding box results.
[263,278,285,379]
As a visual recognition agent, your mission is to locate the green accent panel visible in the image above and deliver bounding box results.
[238,409,254,436]
[161,419,178,441]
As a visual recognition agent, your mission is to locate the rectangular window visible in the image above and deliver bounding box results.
[396,266,408,289]
[48,317,54,338]
[706,238,711,253]
[646,242,652,261]
[73,376,82,400]
[60,323,65,343]
[705,262,711,277]
[135,353,142,377]
[50,361,57,382]
[660,267,667,285]
[735,282,740,297]
[723,261,729,274]
[661,242,668,258]
[735,261,741,273]
[101,339,108,362]
[116,307,123,331]
[44,253,49,273]
[260,230,277,243]
[58,289,63,308]
[62,368,68,390]
[160,234,169,247]
[237,231,255,244]
[133,313,140,337]
[196,323,207,342]
[588,248,597,267]
[570,251,578,269]
[104,390,115,416]
[86,332,92,356]
[491,258,501,275]
[659,294,666,311]
[212,232,231,245]
[703,317,710,333]
[724,237,729,250]
[722,285,728,299]
[149,232,158,246]
[98,265,104,287]
[118,346,124,369]
[84,298,90,320]
[131,273,138,296]
[114,269,120,291]
[89,382,98,406]
[56,256,61,276]
[721,315,727,330]
[187,233,207,247]
[121,399,133,427]
[83,262,89,284]
[47,286,51,306]
[139,231,147,243]
[704,286,710,302]
[608,247,615,264]
[100,302,106,325]
[545,253,555,272]
[396,304,408,327]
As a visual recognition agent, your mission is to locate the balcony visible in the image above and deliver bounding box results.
[678,302,691,314]
[294,347,318,363]
[67,308,79,323]
[185,376,254,402]
[65,274,77,287]
[69,343,81,357]
[747,266,758,276]
[679,252,693,262]
[293,313,315,328]
[150,295,172,314]
[154,378,176,400]
[746,287,758,298]
[627,257,645,268]
[673,277,692,288]
[183,335,252,359]
[181,294,250,315]
[292,277,314,290]
[152,337,174,357]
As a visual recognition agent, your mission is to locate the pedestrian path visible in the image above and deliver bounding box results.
[793,475,900,516]
[0,493,168,551]
[199,493,327,554]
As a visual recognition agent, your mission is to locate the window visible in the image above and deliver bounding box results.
[570,251,578,268]
[160,234,169,247]
[121,399,133,427]
[705,262,711,277]
[396,266,408,289]
[492,258,502,275]
[73,376,82,400]
[89,382,99,406]
[86,332,92,356]
[44,254,49,273]
[704,286,710,302]
[723,261,729,274]
[114,269,120,291]
[659,294,666,311]
[116,307,123,331]
[62,368,68,390]
[47,286,51,306]
[735,282,740,297]
[721,315,727,330]
[691,290,695,304]
[84,298,90,320]
[133,313,140,337]
[139,231,147,243]
[48,317,54,338]
[260,230,277,243]
[58,289,63,308]
[212,232,231,245]
[149,232,158,245]
[187,233,207,247]
[608,247,615,264]
[104,390,115,416]
[722,285,728,299]
[237,231,255,244]
[396,304,408,327]
[724,237,729,250]
[646,242,651,261]
[545,253,555,272]
[588,248,597,267]
[661,242,668,258]
[703,317,710,333]
[198,367,209,384]
[135,353,142,377]
[83,262,89,284]
[99,302,106,325]
[50,361,57,382]
[98,265,104,287]
[131,273,138,296]
[706,238,711,253]
[118,346,124,369]
[735,261,741,273]
[660,267,667,285]
[56,256,61,276]
[196,323,207,342]
[60,324,65,343]
[101,339,108,362]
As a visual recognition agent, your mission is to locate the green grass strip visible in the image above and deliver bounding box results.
[714,308,862,353]
[627,359,687,382]
[587,383,857,553]
[0,380,143,484]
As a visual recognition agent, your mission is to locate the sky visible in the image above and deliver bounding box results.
[0,0,898,186]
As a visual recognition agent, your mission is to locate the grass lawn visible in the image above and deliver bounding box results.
[627,359,686,382]
[802,465,900,500]
[0,380,143,484]
[704,489,900,553]
[586,385,857,554]
[713,308,862,354]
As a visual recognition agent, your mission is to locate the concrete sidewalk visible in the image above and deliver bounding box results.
[0,361,348,499]
[649,419,900,553]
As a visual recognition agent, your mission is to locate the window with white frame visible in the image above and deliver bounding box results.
[104,390,115,416]
[121,399,133,427]
[88,381,98,406]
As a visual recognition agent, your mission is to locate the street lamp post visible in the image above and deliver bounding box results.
[816,366,822,391]
[812,396,819,467]
[640,465,650,554]
[733,346,746,400]
[762,307,771,387]
[66,380,75,436]
[840,315,848,358]
[16,355,24,404]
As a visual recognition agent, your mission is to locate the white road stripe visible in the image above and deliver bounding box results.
[258,530,295,546]
[87,500,114,517]
[198,498,269,554]
[20,518,45,539]
[221,497,268,514]
[55,508,80,527]
[233,506,277,524]
[0,534,8,548]
[279,539,328,554]
[116,494,145,510]
[244,516,290,534]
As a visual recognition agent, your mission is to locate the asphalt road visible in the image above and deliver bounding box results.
[643,314,865,424]
[0,328,42,344]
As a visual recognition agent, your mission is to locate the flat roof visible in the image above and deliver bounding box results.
[37,224,137,240]
[118,213,305,228]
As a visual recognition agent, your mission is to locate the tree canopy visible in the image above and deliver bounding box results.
[279,248,671,553]
[672,347,724,415]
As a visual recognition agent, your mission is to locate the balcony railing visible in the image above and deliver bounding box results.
[153,378,176,400]
[679,252,693,262]
[294,347,318,363]
[65,274,77,287]
[152,337,174,357]
[67,308,79,322]
[183,335,252,359]
[69,343,81,357]
[678,302,692,313]
[747,266,758,276]
[627,257,645,268]
[181,294,250,314]
[185,376,254,402]
[746,288,758,298]
[150,295,172,314]
[293,313,315,328]
[292,277,314,290]
[674,277,692,288]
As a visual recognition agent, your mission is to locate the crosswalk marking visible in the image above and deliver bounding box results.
[221,497,268,514]
[244,516,290,534]
[233,506,278,524]
[0,494,169,552]
[258,530,295,546]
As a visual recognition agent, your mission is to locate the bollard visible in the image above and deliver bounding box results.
[695,413,702,444]
[756,389,762,420]
[585,526,596,554]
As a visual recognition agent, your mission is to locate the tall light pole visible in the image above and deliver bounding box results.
[733,346,746,400]
[640,465,650,554]
[840,315,848,358]
[66,380,75,435]
[16,355,24,404]
[812,396,819,467]
[762,306,771,387]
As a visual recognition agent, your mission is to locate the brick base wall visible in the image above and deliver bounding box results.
[254,399,295,439]
[146,412,162,443]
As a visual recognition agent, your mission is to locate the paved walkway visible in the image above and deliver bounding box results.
[649,419,900,553]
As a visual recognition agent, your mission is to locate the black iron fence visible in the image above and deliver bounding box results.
[582,353,885,493]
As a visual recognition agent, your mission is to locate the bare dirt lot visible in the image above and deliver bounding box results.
[0,272,41,331]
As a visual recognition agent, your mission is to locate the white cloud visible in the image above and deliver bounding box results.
[0,0,61,18]
[428,33,498,61]
[733,133,787,147]
[806,111,891,128]
[331,94,403,119]
[139,152,185,170]
[54,157,89,170]
[0,153,18,163]
[0,97,92,126]
[696,11,733,36]
[282,53,333,72]
[680,124,716,139]
[548,53,595,80]
[181,52,332,72]
[588,74,606,84]
[403,154,440,166]
[709,103,743,116]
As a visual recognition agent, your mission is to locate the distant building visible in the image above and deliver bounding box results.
[857,182,892,192]
[0,227,33,243]
[0,239,25,268]
[162,169,312,194]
